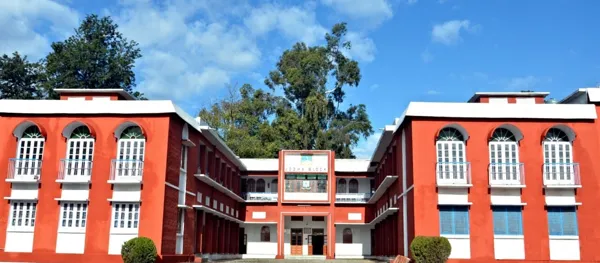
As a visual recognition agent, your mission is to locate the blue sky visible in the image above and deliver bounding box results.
[1,0,599,158]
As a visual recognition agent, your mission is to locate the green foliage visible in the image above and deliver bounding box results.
[44,14,143,96]
[410,236,452,263]
[121,237,157,263]
[0,52,47,99]
[200,22,373,158]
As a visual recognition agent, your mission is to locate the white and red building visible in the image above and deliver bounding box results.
[0,88,599,262]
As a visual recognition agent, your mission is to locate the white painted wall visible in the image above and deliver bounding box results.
[9,184,38,199]
[112,184,141,201]
[493,236,524,259]
[108,234,137,255]
[549,238,580,260]
[244,224,277,257]
[252,212,266,219]
[437,188,469,204]
[283,216,327,256]
[56,232,86,254]
[444,236,470,259]
[60,184,90,200]
[4,231,34,252]
[490,188,522,205]
[545,189,577,205]
[335,225,371,257]
[284,192,327,201]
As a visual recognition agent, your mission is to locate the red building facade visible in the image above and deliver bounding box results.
[0,88,599,262]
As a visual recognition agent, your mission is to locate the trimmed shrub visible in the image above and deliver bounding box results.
[121,237,158,263]
[410,236,451,263]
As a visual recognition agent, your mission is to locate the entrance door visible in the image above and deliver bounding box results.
[291,228,303,255]
[239,228,246,254]
[311,228,324,255]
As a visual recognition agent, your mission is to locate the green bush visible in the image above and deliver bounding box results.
[121,237,158,263]
[410,236,452,263]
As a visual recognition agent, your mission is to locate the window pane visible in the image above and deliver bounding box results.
[454,207,469,235]
[547,207,563,236]
[439,207,454,234]
[506,207,523,235]
[493,207,507,235]
[562,207,578,236]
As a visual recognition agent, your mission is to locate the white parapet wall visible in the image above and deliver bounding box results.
[494,236,524,259]
[283,192,328,201]
[5,231,34,252]
[244,224,278,258]
[443,235,470,259]
[334,225,371,258]
[549,237,580,260]
[56,232,86,254]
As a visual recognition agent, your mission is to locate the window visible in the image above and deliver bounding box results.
[15,125,44,178]
[261,226,270,242]
[247,179,256,192]
[291,216,303,221]
[543,128,575,184]
[111,203,140,231]
[439,206,469,235]
[489,128,520,182]
[116,126,145,178]
[8,201,37,231]
[256,179,266,193]
[548,206,578,236]
[271,179,278,193]
[312,216,324,221]
[436,127,467,183]
[348,179,359,193]
[64,125,94,178]
[492,206,522,235]
[59,202,88,231]
[337,179,347,193]
[180,146,188,170]
[343,228,352,244]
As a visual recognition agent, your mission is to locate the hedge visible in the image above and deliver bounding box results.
[410,236,452,263]
[121,237,158,263]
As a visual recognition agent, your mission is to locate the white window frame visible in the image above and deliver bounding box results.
[489,141,520,184]
[436,140,467,184]
[110,203,140,234]
[543,141,574,184]
[58,202,88,233]
[115,138,145,178]
[180,145,188,171]
[15,137,44,179]
[64,138,94,178]
[175,208,185,254]
[8,201,37,232]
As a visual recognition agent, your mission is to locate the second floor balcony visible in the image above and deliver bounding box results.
[488,163,525,187]
[7,158,42,183]
[244,192,278,202]
[335,192,372,203]
[109,159,144,184]
[57,159,92,183]
[436,162,471,187]
[543,163,581,188]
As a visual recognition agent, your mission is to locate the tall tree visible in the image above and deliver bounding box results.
[45,14,145,99]
[200,23,373,158]
[0,52,47,99]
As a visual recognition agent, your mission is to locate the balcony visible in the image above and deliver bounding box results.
[244,192,278,202]
[108,159,144,184]
[543,163,581,188]
[6,158,42,183]
[336,192,372,203]
[436,162,471,187]
[283,176,328,201]
[488,163,525,188]
[57,159,92,183]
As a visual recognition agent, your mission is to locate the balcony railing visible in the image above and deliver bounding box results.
[244,192,278,202]
[436,162,471,186]
[489,163,525,187]
[110,159,144,183]
[7,158,42,182]
[58,159,92,182]
[335,192,372,203]
[543,163,581,187]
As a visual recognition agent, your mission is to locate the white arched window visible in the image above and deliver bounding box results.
[436,127,468,185]
[13,124,44,180]
[114,125,145,180]
[489,128,520,184]
[63,125,94,179]
[543,128,575,185]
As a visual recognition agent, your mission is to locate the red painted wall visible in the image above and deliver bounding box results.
[409,117,600,262]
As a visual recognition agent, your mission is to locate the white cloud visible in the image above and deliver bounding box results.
[407,0,418,5]
[369,84,379,91]
[507,76,551,91]
[244,4,326,45]
[320,0,393,26]
[432,20,480,45]
[421,49,433,63]
[353,132,382,159]
[343,32,376,62]
[427,90,441,95]
[0,0,80,59]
